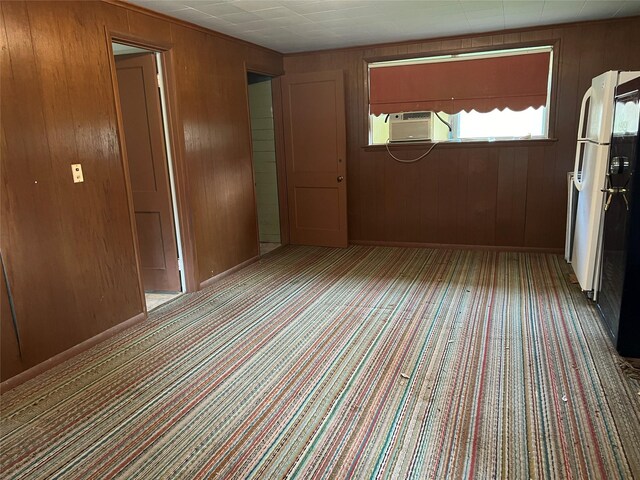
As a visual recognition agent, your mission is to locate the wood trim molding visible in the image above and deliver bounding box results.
[0,312,146,393]
[362,39,557,65]
[350,240,564,254]
[107,28,173,52]
[199,255,260,290]
[362,138,558,152]
[244,63,284,78]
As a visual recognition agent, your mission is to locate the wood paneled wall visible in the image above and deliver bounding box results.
[0,1,282,381]
[283,17,640,250]
[170,24,268,281]
[1,1,636,384]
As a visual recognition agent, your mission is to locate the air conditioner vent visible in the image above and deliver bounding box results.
[389,111,433,142]
[402,112,430,120]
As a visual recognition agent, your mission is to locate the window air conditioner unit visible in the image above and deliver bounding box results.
[389,111,433,142]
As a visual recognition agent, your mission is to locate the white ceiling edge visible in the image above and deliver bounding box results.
[126,1,640,54]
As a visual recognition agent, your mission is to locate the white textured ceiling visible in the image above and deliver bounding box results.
[128,0,640,53]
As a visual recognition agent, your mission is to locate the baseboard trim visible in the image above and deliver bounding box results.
[0,311,146,393]
[199,255,260,290]
[350,240,563,254]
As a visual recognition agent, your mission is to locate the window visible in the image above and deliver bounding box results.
[368,46,553,144]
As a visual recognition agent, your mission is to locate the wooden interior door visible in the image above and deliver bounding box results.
[281,70,348,247]
[115,53,181,292]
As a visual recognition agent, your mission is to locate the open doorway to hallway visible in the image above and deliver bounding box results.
[247,73,281,256]
[112,42,184,311]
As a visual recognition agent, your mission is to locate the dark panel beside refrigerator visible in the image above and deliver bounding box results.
[597,77,640,357]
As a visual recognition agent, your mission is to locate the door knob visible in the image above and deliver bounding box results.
[337,176,344,182]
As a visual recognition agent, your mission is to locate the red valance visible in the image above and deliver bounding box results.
[369,52,551,115]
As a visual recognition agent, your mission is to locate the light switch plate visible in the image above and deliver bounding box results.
[71,164,84,183]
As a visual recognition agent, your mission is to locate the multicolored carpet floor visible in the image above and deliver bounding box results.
[2,246,639,479]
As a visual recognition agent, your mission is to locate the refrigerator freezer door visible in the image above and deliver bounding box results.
[571,142,609,291]
[586,71,618,144]
[573,88,593,192]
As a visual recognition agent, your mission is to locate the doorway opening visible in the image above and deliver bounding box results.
[247,72,281,256]
[112,42,184,311]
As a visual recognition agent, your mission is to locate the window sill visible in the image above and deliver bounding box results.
[362,137,558,152]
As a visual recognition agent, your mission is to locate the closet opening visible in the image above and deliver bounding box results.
[247,72,281,256]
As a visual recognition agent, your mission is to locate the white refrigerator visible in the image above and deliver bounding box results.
[568,70,640,297]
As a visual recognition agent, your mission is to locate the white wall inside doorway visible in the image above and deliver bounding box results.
[248,78,280,244]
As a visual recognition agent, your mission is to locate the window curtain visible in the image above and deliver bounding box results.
[369,52,550,116]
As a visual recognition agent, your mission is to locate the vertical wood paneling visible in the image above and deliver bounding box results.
[1,1,143,366]
[495,148,528,246]
[401,158,425,242]
[417,155,440,242]
[466,148,498,245]
[382,157,408,241]
[170,26,266,282]
[553,26,580,167]
[547,143,569,248]
[2,1,144,365]
[355,154,380,240]
[1,1,283,382]
[435,149,465,244]
[347,54,362,240]
[283,17,640,249]
[523,146,555,247]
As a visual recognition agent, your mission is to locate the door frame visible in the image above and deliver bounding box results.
[244,64,290,249]
[105,29,199,310]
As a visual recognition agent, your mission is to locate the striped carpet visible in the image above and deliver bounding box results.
[1,246,639,479]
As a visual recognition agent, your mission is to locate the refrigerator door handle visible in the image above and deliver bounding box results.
[573,87,594,191]
[577,86,593,137]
